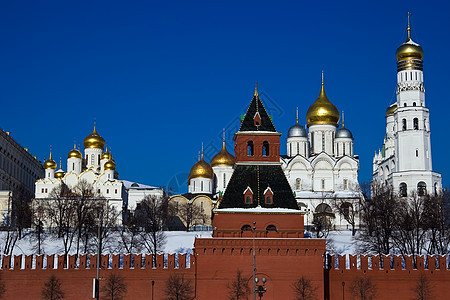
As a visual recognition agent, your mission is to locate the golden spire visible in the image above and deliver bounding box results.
[342,111,345,127]
[222,128,226,146]
[407,12,411,41]
[296,107,299,124]
[49,146,53,160]
[254,82,259,97]
[59,157,62,169]
[201,142,204,159]
[321,70,324,86]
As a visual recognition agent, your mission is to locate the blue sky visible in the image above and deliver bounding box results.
[1,1,449,193]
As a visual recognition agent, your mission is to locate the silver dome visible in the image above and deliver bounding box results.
[288,123,307,138]
[335,127,353,139]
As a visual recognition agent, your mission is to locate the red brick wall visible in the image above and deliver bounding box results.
[234,133,281,162]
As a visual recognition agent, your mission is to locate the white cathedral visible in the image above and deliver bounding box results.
[34,127,163,224]
[372,20,442,196]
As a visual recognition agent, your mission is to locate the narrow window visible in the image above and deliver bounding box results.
[107,189,109,194]
[413,102,416,106]
[289,143,292,156]
[200,202,204,212]
[262,141,269,156]
[413,118,419,130]
[91,155,95,165]
[322,133,325,152]
[265,195,272,204]
[321,179,325,190]
[343,179,348,190]
[402,119,407,131]
[297,142,299,155]
[85,155,88,162]
[45,188,48,193]
[72,162,75,170]
[416,149,419,157]
[223,173,226,188]
[98,189,100,193]
[245,196,252,204]
[296,178,301,190]
[98,154,101,164]
[115,189,117,194]
[400,183,407,197]
[193,181,196,190]
[201,181,203,191]
[247,141,254,156]
[41,188,44,193]
[404,103,407,107]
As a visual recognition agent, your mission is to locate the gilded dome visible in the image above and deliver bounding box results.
[44,152,57,169]
[102,148,113,161]
[386,103,398,116]
[68,145,82,159]
[211,141,235,167]
[104,160,116,170]
[83,127,105,149]
[188,156,214,181]
[55,169,65,179]
[306,83,340,126]
[396,26,423,61]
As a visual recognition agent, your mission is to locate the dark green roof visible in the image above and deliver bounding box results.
[219,164,298,209]
[238,94,277,132]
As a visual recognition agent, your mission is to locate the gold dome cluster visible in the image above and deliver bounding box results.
[44,152,57,169]
[83,127,105,149]
[306,83,340,126]
[210,141,235,167]
[188,155,214,181]
[102,148,113,161]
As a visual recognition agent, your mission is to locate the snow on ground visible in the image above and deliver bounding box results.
[0,230,359,256]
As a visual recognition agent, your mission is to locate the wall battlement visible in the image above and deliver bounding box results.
[0,253,194,271]
[329,254,450,272]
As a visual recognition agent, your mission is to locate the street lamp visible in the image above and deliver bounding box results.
[342,281,345,300]
[252,221,256,300]
[151,280,154,300]
[255,277,267,299]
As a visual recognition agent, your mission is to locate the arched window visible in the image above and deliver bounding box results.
[413,102,416,107]
[266,225,277,231]
[340,202,352,219]
[400,182,407,197]
[262,141,269,156]
[245,196,252,204]
[241,224,252,231]
[402,119,407,131]
[417,181,427,196]
[413,118,419,130]
[265,195,272,204]
[247,141,254,156]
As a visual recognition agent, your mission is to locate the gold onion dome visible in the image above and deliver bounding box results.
[306,82,340,126]
[68,144,82,159]
[55,160,65,179]
[386,103,398,116]
[102,148,113,161]
[188,155,214,181]
[104,159,116,170]
[396,18,423,61]
[210,141,235,167]
[83,127,105,149]
[44,152,57,169]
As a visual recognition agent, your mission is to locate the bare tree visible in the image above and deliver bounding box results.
[333,198,359,236]
[101,273,127,300]
[135,195,168,266]
[423,191,450,255]
[357,183,400,256]
[30,202,46,255]
[72,180,104,259]
[118,212,142,254]
[2,214,19,255]
[412,272,433,300]
[176,202,204,231]
[292,276,317,300]
[41,275,64,300]
[91,203,120,255]
[227,270,250,300]
[164,273,193,300]
[0,272,6,299]
[392,193,427,265]
[350,276,376,300]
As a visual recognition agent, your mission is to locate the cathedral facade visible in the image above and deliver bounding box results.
[373,20,442,196]
[34,127,163,224]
